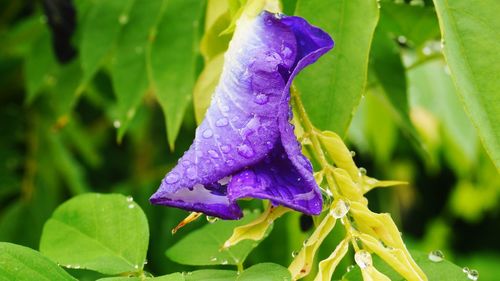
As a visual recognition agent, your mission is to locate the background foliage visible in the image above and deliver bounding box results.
[0,0,499,280]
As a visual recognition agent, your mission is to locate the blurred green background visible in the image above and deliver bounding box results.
[0,0,499,280]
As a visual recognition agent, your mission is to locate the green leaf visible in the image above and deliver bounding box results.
[379,2,440,48]
[0,242,77,281]
[150,0,204,150]
[369,27,419,144]
[433,0,500,170]
[80,0,135,83]
[166,211,259,266]
[40,193,149,275]
[185,270,237,281]
[237,263,291,281]
[97,273,183,281]
[111,0,166,140]
[342,251,469,281]
[294,0,379,135]
[24,31,58,104]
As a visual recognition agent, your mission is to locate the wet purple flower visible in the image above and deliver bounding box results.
[150,11,333,219]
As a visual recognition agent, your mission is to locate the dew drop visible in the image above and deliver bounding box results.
[254,93,269,105]
[350,150,356,157]
[165,172,180,184]
[118,14,129,25]
[128,204,135,209]
[225,159,235,166]
[186,167,197,180]
[330,199,350,219]
[126,196,133,202]
[358,167,367,176]
[206,216,218,223]
[265,141,274,149]
[216,117,229,127]
[397,35,408,45]
[463,267,470,273]
[428,250,444,262]
[354,250,372,269]
[237,143,255,158]
[221,145,231,153]
[302,239,309,246]
[467,269,479,281]
[208,149,219,159]
[346,265,356,272]
[291,250,299,258]
[202,129,213,138]
[221,260,228,265]
[113,120,121,129]
[74,265,80,269]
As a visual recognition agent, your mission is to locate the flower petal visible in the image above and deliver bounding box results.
[151,11,333,219]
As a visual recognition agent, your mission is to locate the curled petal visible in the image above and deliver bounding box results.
[150,11,333,219]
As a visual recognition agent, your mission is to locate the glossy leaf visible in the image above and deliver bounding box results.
[40,194,149,275]
[166,211,259,266]
[237,263,291,281]
[0,242,77,281]
[294,0,379,135]
[150,0,204,149]
[433,0,500,170]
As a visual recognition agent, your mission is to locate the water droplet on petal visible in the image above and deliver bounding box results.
[330,199,350,219]
[358,167,367,176]
[216,118,229,127]
[202,129,213,138]
[113,120,121,128]
[186,167,197,180]
[254,93,269,105]
[467,269,479,281]
[237,143,255,158]
[221,145,231,153]
[166,172,180,184]
[350,150,356,157]
[291,250,299,258]
[225,159,235,166]
[206,216,218,223]
[354,250,372,269]
[208,149,219,159]
[428,250,445,262]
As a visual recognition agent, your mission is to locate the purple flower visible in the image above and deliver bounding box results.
[150,11,333,219]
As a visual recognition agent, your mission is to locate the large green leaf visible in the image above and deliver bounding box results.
[0,242,77,281]
[97,273,183,281]
[294,0,379,135]
[150,0,204,149]
[111,0,166,140]
[40,193,149,275]
[80,0,135,83]
[166,212,259,266]
[237,263,291,281]
[433,0,500,170]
